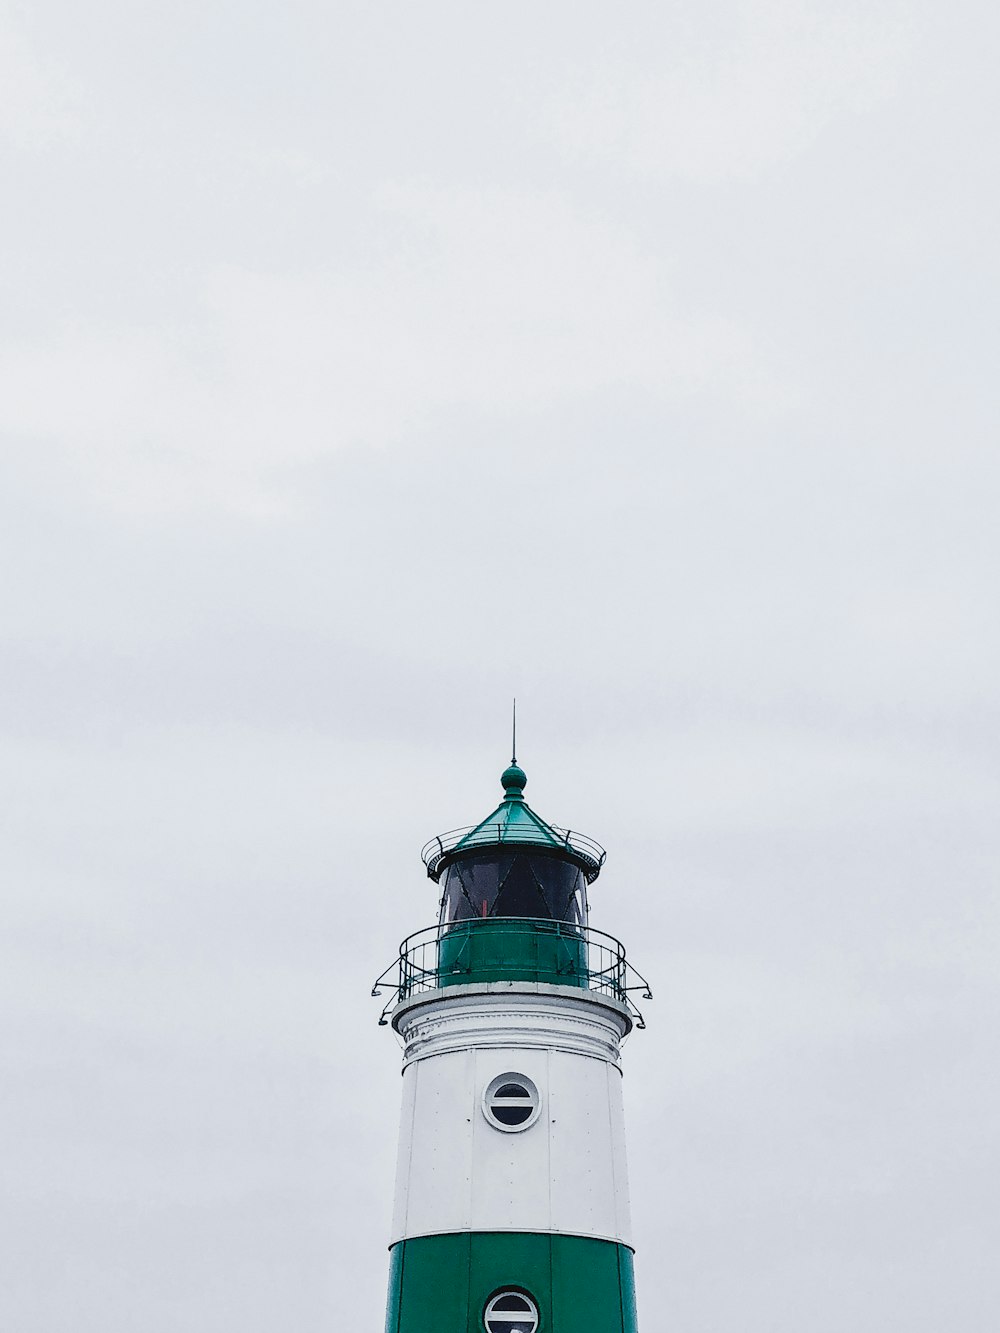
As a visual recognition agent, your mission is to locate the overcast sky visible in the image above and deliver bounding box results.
[2,1,998,1329]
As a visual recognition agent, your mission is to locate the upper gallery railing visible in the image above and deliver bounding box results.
[421,825,607,882]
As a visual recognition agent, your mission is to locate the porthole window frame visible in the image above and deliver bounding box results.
[482,1072,541,1134]
[483,1288,540,1333]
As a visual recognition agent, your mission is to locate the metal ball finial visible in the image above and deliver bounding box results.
[501,762,527,798]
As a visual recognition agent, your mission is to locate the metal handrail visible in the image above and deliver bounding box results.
[372,917,652,1029]
[421,824,607,882]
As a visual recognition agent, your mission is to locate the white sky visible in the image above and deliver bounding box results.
[2,1,998,1329]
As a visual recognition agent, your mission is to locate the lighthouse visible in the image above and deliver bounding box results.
[374,755,651,1332]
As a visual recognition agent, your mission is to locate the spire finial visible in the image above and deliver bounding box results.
[502,698,526,799]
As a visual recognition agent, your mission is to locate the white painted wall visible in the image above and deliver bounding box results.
[389,989,633,1246]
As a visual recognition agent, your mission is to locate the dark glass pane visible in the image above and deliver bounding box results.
[491,1104,532,1126]
[495,1084,530,1098]
[439,850,588,926]
[491,1294,530,1311]
[439,853,508,924]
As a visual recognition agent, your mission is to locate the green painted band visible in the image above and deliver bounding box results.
[437,919,589,990]
[384,1231,638,1333]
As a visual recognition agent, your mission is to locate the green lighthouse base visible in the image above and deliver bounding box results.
[384,1231,638,1332]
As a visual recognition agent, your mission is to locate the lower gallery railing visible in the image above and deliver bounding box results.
[372,918,652,1028]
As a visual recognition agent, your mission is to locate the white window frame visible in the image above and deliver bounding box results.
[482,1072,541,1134]
[484,1289,540,1332]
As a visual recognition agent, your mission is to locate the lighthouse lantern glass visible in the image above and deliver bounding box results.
[438,850,587,926]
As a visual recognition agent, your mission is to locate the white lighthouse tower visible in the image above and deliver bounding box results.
[374,755,651,1332]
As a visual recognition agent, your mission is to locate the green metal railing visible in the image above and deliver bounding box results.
[372,918,652,1028]
[421,825,607,882]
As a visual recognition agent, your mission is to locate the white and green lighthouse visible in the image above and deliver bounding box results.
[374,756,651,1332]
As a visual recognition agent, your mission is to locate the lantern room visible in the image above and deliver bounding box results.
[423,761,605,929]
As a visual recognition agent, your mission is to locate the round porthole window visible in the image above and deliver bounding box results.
[482,1073,540,1132]
[484,1289,539,1333]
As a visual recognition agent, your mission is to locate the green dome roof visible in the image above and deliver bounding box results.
[453,762,563,854]
[420,761,607,883]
